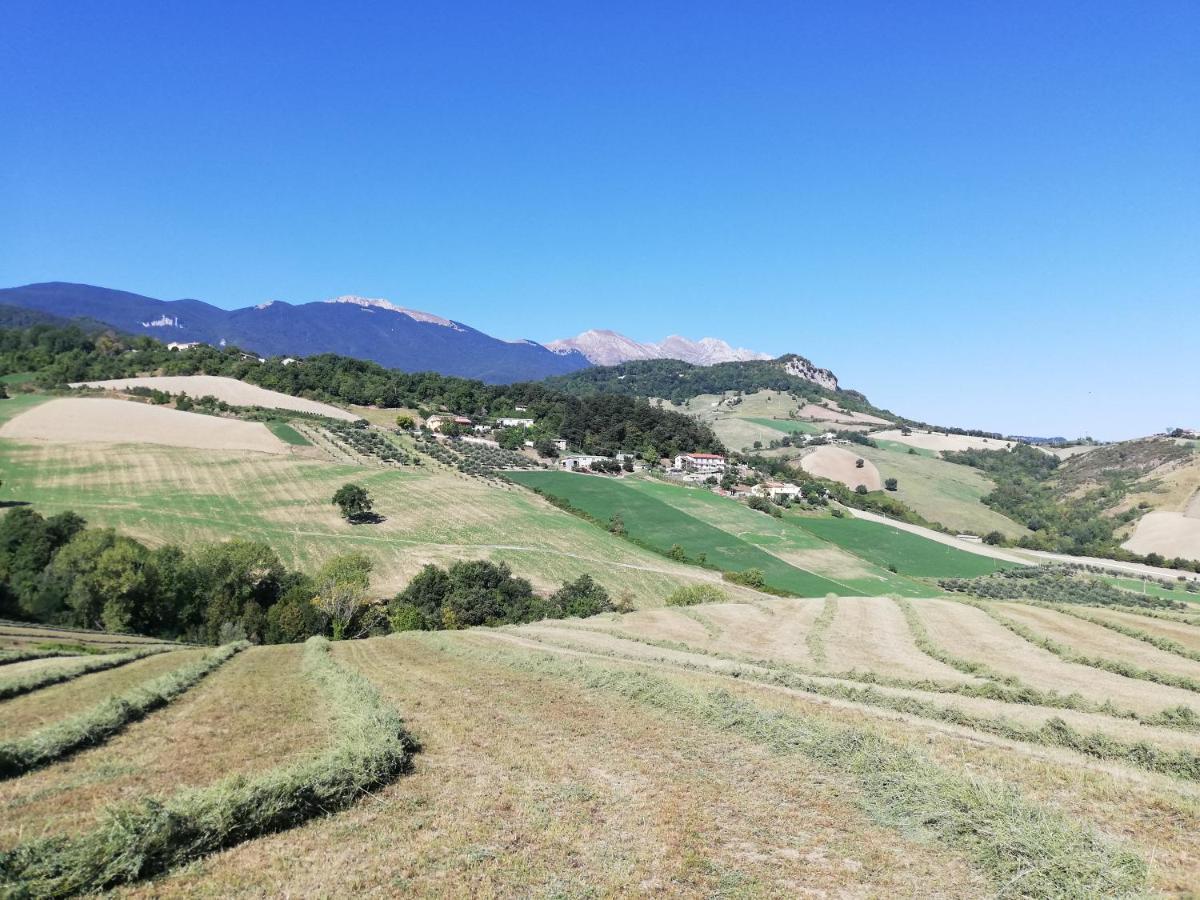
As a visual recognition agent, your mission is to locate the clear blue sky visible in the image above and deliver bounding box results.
[1,2,1196,440]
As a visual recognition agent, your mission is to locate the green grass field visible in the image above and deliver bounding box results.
[506,471,932,596]
[744,417,821,435]
[266,421,311,445]
[0,372,37,385]
[853,445,1027,537]
[1102,575,1200,604]
[873,438,937,458]
[0,425,757,606]
[792,514,1007,578]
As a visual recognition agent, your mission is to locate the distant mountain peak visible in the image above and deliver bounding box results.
[323,295,459,329]
[548,329,772,367]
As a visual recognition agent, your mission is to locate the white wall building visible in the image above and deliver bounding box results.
[497,417,535,428]
[673,453,726,474]
[560,454,610,471]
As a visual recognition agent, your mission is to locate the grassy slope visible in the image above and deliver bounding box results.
[852,445,1028,536]
[793,514,1007,578]
[507,471,931,596]
[744,417,821,435]
[1101,575,1200,605]
[265,421,311,446]
[0,432,744,606]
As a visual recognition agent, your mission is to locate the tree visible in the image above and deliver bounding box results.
[313,553,374,640]
[983,531,1006,546]
[193,540,286,644]
[668,543,686,561]
[549,574,613,618]
[855,484,869,495]
[884,477,898,491]
[332,483,374,521]
[395,414,415,430]
[855,458,865,469]
[608,512,626,535]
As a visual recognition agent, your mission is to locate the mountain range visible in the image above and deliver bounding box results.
[0,282,835,386]
[546,329,771,367]
[0,283,589,383]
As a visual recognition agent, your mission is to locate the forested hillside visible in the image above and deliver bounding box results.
[0,324,722,456]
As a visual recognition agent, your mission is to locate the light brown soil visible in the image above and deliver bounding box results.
[870,430,1016,454]
[800,445,883,491]
[72,376,359,421]
[1123,510,1200,559]
[796,403,891,425]
[0,398,287,454]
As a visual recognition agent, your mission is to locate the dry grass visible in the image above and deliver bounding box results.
[72,376,359,421]
[0,645,329,848]
[0,398,287,454]
[1085,606,1200,653]
[998,602,1200,681]
[799,444,883,491]
[0,649,207,738]
[124,635,990,898]
[912,598,1200,715]
[821,597,981,683]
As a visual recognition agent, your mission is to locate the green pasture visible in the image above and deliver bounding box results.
[872,438,937,458]
[744,417,821,435]
[506,471,929,596]
[792,515,1007,578]
[266,421,311,446]
[1101,575,1200,604]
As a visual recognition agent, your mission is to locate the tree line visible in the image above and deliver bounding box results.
[0,507,617,644]
[0,324,722,458]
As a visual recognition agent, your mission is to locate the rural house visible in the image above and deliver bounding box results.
[673,452,726,474]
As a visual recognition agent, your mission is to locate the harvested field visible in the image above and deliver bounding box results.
[797,403,890,425]
[130,634,993,898]
[0,649,206,738]
[1124,510,1200,560]
[798,444,883,491]
[0,655,96,679]
[72,375,359,421]
[0,398,287,454]
[870,429,1016,455]
[910,598,1200,715]
[1084,606,1200,652]
[0,645,329,847]
[997,602,1200,681]
[822,597,980,682]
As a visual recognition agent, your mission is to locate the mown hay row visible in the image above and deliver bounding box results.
[475,642,1148,898]
[0,649,82,667]
[0,647,173,701]
[0,637,416,897]
[0,643,247,779]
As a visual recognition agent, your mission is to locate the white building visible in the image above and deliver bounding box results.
[461,436,499,448]
[560,454,610,471]
[497,417,535,428]
[166,341,201,351]
[673,453,726,474]
[754,481,802,502]
[552,438,569,451]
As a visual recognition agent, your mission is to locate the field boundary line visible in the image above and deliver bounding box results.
[806,596,838,666]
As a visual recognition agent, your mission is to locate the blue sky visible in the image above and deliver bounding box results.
[1,2,1196,440]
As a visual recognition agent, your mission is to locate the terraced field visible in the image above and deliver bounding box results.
[6,595,1200,895]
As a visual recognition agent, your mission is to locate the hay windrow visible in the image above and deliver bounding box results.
[0,647,173,701]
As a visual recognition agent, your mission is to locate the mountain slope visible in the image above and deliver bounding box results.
[548,328,772,366]
[0,283,590,383]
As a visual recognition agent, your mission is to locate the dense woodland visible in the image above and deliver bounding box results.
[0,324,723,456]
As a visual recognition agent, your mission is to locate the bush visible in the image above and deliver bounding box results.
[664,584,727,606]
[884,477,898,491]
[548,574,613,618]
[723,568,766,588]
[855,484,869,495]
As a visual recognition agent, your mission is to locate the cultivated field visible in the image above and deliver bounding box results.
[1125,510,1200,560]
[0,398,289,455]
[7,593,1200,895]
[796,402,891,426]
[798,444,883,491]
[870,429,1016,454]
[70,375,360,421]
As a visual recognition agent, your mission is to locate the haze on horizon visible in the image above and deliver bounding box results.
[1,1,1196,442]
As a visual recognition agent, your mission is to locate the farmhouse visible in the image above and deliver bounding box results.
[560,454,610,471]
[754,481,802,502]
[497,417,535,428]
[673,452,726,474]
[426,415,474,433]
[166,341,202,351]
